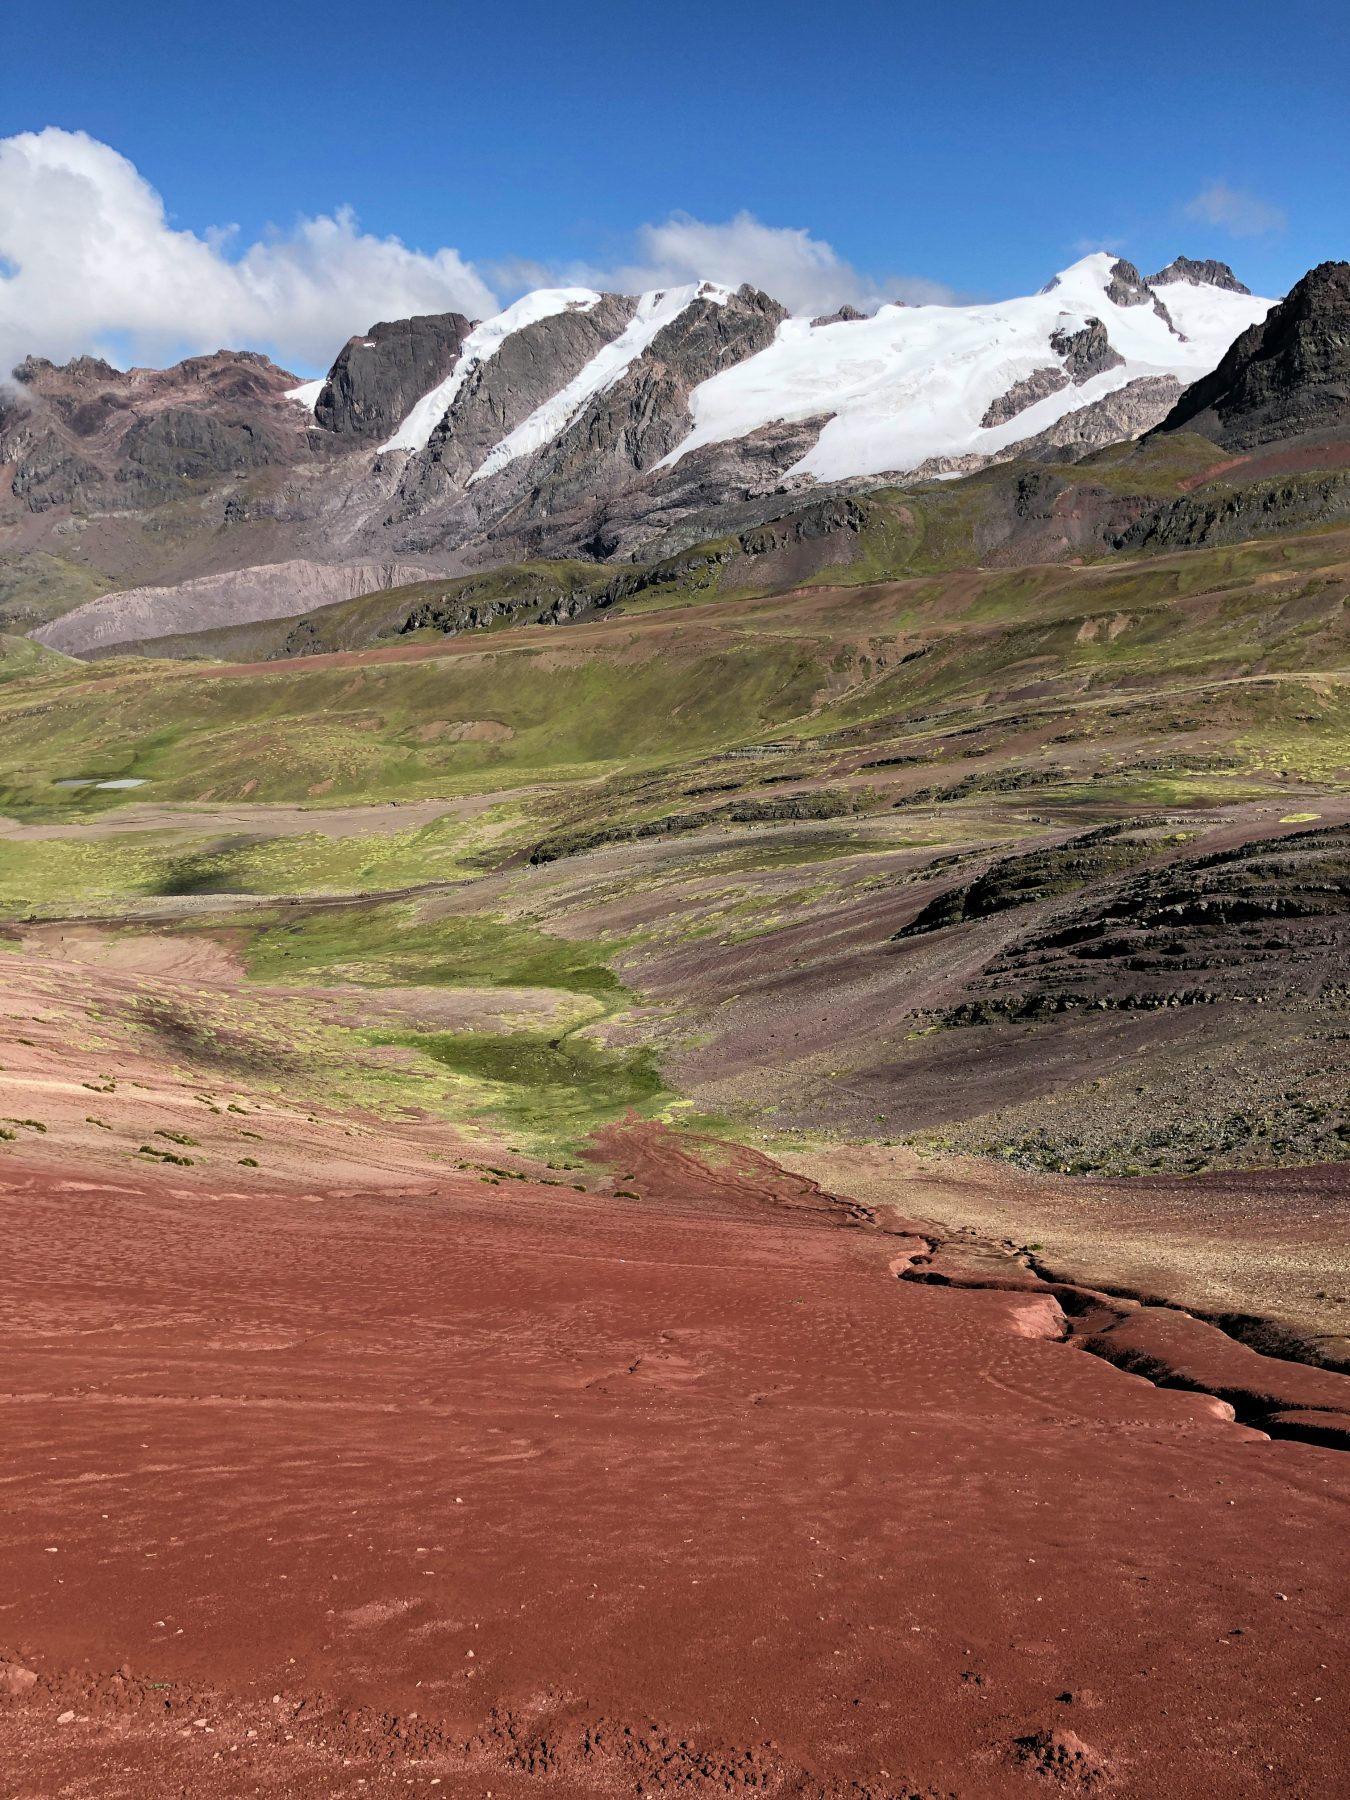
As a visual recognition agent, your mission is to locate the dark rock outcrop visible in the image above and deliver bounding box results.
[1105,259,1153,308]
[980,323,1126,430]
[1114,467,1350,552]
[982,367,1070,428]
[1105,260,1177,334]
[1153,261,1348,450]
[515,285,789,519]
[811,305,868,326]
[313,312,475,440]
[3,349,324,514]
[1148,256,1250,295]
[1049,318,1126,383]
[391,294,638,508]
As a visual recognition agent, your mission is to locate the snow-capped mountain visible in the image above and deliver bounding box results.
[277,252,1270,567]
[308,253,1268,489]
[667,254,1272,482]
[6,250,1289,654]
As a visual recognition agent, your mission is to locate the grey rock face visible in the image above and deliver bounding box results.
[1049,318,1127,384]
[981,366,1070,428]
[499,413,832,564]
[392,294,638,509]
[120,407,281,481]
[1006,375,1183,462]
[811,305,869,326]
[503,285,790,522]
[314,313,475,440]
[1105,260,1178,334]
[1147,257,1250,295]
[1153,262,1346,451]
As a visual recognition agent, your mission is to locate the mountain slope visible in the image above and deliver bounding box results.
[0,248,1287,655]
[658,255,1270,483]
[1154,259,1350,450]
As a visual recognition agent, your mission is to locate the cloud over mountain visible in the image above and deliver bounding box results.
[1,131,960,381]
[0,128,497,377]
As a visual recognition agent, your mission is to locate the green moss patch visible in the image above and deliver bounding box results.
[365,1028,666,1144]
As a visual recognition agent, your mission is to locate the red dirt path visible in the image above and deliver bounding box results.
[1,1127,1347,1797]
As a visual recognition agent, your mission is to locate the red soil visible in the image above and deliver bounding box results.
[1,1126,1347,1797]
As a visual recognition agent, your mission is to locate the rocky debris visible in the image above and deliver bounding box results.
[1148,256,1250,295]
[810,304,869,326]
[1154,260,1349,450]
[35,557,442,656]
[1003,376,1181,463]
[1013,1727,1110,1787]
[981,366,1069,428]
[313,312,476,440]
[0,1660,39,1697]
[1049,318,1125,383]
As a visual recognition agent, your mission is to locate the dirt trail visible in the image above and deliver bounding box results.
[1,1124,1346,1796]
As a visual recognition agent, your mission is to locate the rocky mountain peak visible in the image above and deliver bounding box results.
[1154,260,1348,450]
[1104,259,1178,333]
[12,353,122,385]
[1147,256,1250,295]
[314,311,476,440]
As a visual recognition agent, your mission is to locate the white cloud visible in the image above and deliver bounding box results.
[0,132,956,385]
[492,210,955,317]
[1183,180,1286,239]
[0,128,498,379]
[615,211,954,313]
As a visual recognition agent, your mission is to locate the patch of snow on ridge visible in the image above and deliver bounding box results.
[379,289,603,454]
[285,378,326,413]
[663,253,1273,484]
[467,283,732,487]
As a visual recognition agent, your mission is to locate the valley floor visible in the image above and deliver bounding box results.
[2,1130,1348,1799]
[3,518,1350,1793]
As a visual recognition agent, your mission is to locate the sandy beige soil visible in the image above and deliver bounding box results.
[785,1145,1350,1368]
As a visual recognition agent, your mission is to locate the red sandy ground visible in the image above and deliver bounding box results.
[1,1126,1347,1798]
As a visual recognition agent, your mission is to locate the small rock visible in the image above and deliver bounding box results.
[56,1709,76,1725]
[0,1664,38,1697]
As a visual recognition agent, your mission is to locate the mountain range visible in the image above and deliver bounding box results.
[2,251,1348,658]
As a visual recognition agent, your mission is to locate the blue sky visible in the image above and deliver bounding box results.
[1,0,1347,371]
